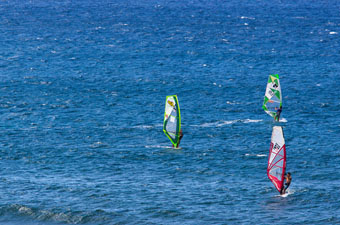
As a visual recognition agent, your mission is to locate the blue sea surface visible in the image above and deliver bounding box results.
[0,0,340,224]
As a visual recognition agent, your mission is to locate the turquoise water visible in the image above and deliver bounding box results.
[0,0,340,224]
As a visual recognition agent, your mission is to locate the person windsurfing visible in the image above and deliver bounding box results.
[172,129,183,148]
[274,105,282,121]
[280,172,292,194]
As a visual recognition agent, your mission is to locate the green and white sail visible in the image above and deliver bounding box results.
[262,74,282,118]
[163,95,181,147]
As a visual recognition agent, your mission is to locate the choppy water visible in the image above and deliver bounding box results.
[0,0,340,224]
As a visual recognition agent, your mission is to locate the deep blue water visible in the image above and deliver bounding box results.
[0,0,340,224]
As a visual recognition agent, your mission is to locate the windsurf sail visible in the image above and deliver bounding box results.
[267,126,286,192]
[262,74,282,118]
[163,95,181,148]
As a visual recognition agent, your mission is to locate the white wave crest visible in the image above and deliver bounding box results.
[191,119,263,128]
[243,119,262,123]
[133,125,154,129]
[145,145,173,149]
[245,153,267,157]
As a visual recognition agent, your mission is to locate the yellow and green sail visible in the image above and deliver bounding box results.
[262,74,282,118]
[163,95,181,147]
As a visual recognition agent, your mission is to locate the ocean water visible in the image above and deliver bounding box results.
[0,0,340,224]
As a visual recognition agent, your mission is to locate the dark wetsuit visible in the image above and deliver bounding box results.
[179,131,183,142]
[275,107,282,121]
[177,131,183,147]
[173,130,183,148]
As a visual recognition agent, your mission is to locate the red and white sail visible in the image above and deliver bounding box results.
[267,126,286,192]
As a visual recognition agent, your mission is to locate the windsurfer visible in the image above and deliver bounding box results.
[275,105,282,121]
[172,129,183,148]
[280,172,292,194]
